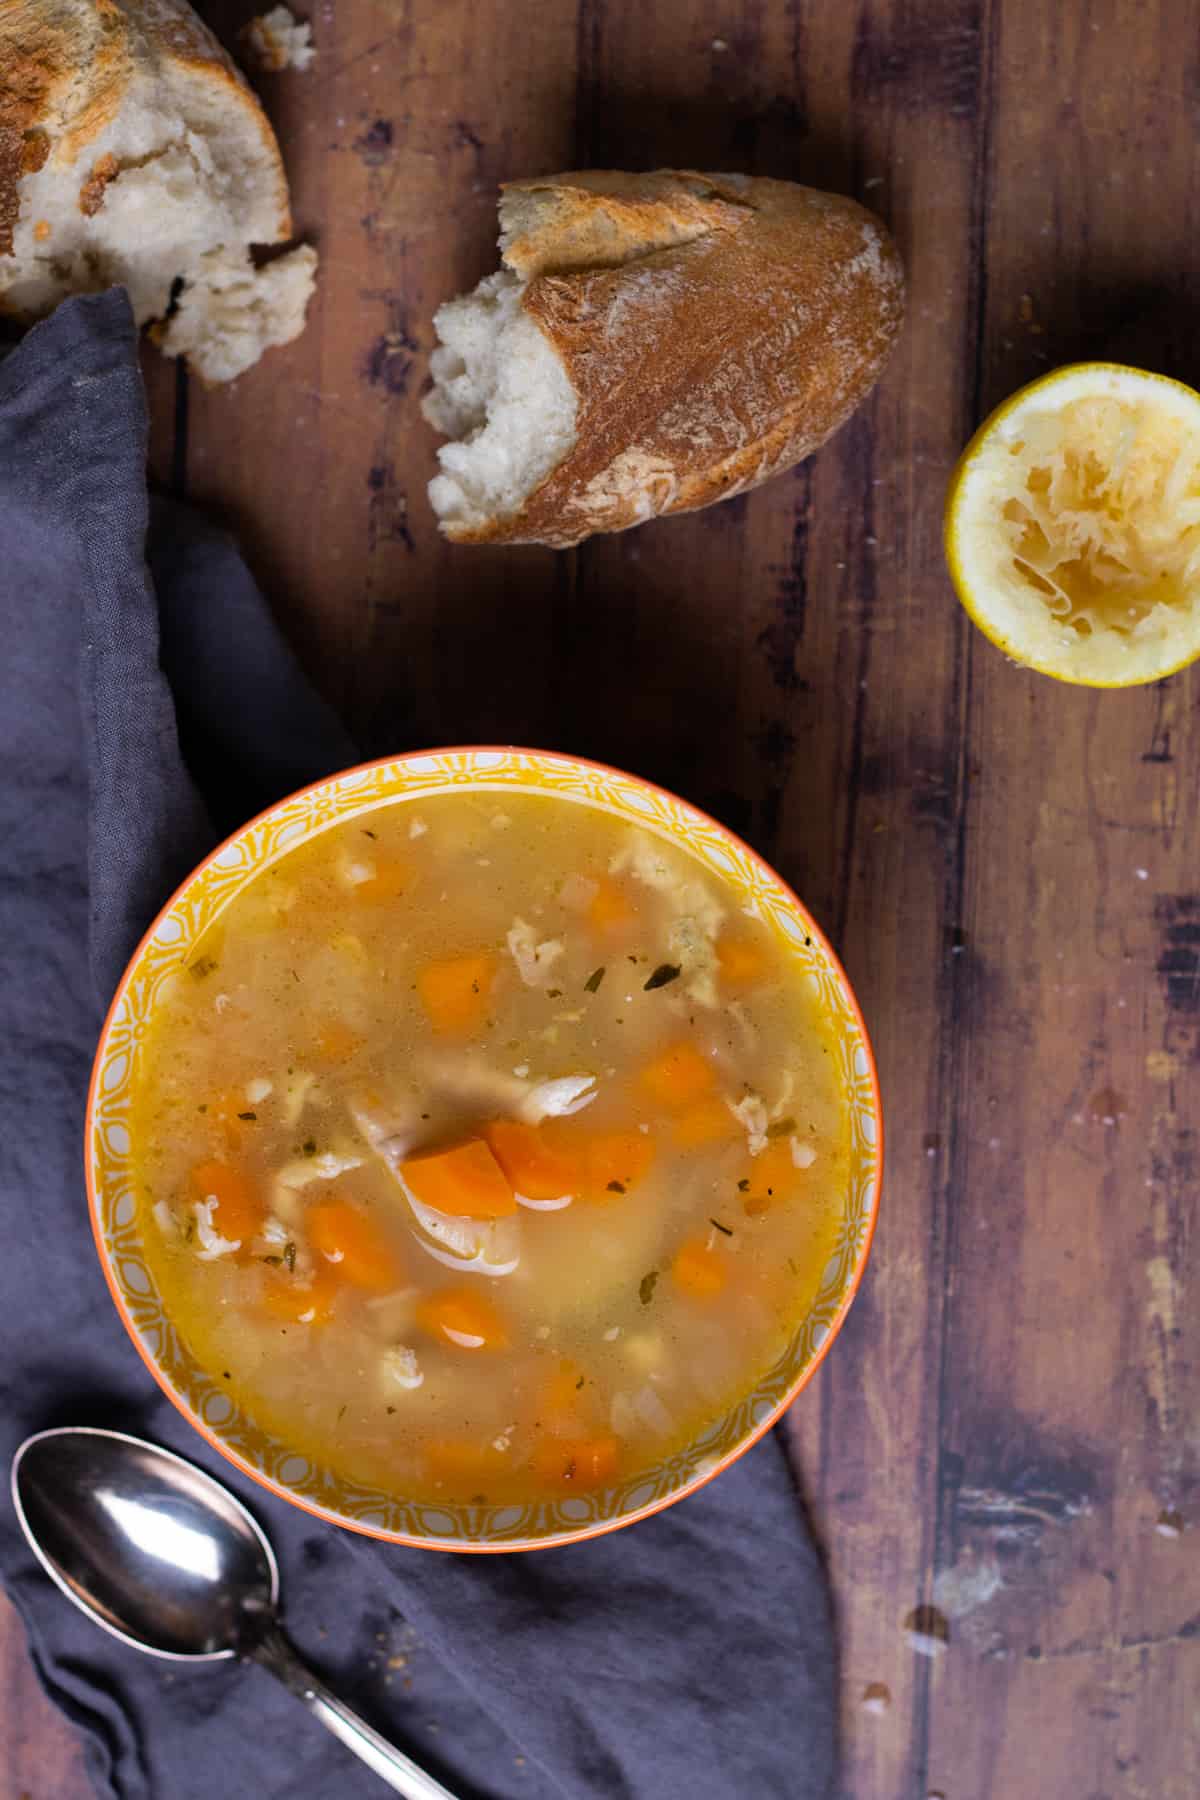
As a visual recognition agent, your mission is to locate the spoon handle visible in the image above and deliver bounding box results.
[249,1625,461,1799]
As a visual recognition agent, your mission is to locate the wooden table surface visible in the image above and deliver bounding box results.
[5,1,1199,1795]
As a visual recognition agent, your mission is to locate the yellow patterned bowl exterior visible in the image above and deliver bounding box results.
[87,749,883,1551]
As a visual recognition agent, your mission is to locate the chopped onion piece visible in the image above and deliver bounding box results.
[519,1074,596,1123]
[192,1199,240,1261]
[515,1190,574,1212]
[380,1345,424,1390]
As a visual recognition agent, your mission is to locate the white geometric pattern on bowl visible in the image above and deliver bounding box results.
[87,749,883,1551]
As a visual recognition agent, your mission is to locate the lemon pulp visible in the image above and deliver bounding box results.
[945,364,1200,685]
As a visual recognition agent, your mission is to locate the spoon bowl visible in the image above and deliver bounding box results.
[13,1426,275,1660]
[12,1426,457,1798]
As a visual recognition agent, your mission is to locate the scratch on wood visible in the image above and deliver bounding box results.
[353,118,395,166]
[852,15,982,116]
[1154,894,1200,1016]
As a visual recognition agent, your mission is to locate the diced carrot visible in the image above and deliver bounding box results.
[586,876,635,933]
[261,1259,340,1325]
[307,1198,402,1291]
[205,1089,255,1149]
[537,1357,591,1436]
[417,953,495,1034]
[579,1128,656,1199]
[482,1119,579,1200]
[739,1141,798,1218]
[532,1435,620,1489]
[330,931,367,963]
[639,1040,716,1110]
[353,858,411,903]
[416,1286,509,1350]
[672,1097,739,1150]
[716,933,769,986]
[400,1138,517,1217]
[188,1160,262,1246]
[315,1019,363,1064]
[671,1236,727,1300]
[425,1438,510,1486]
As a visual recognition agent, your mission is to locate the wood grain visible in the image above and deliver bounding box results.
[4,1,1198,1795]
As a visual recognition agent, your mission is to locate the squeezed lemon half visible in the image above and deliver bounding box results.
[945,363,1200,685]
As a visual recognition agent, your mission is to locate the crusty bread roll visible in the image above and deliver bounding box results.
[422,170,904,548]
[0,0,316,383]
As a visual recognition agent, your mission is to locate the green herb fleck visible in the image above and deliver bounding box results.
[737,1178,750,1192]
[302,1138,317,1157]
[188,956,217,980]
[639,1269,658,1306]
[183,1218,196,1244]
[237,1110,257,1122]
[222,1371,231,1381]
[575,1375,585,1389]
[261,1254,283,1266]
[786,1257,799,1276]
[644,963,681,991]
[767,1117,797,1138]
[290,968,301,983]
[337,1403,347,1423]
[284,1241,297,1273]
[197,1103,208,1115]
[386,1405,396,1415]
[607,1180,626,1194]
[362,828,378,839]
[710,1217,733,1236]
[547,988,562,999]
[584,966,606,993]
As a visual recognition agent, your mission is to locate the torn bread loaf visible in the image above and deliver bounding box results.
[0,0,316,383]
[422,170,904,547]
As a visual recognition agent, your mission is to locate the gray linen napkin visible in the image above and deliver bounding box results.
[0,291,837,1800]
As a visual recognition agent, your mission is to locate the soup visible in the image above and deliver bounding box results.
[130,791,850,1507]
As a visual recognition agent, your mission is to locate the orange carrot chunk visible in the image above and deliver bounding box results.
[586,876,635,933]
[672,1236,727,1300]
[307,1198,402,1291]
[672,1097,739,1150]
[537,1358,591,1436]
[315,1019,363,1064]
[716,934,769,986]
[483,1119,579,1200]
[532,1435,620,1488]
[188,1160,262,1247]
[417,953,495,1034]
[425,1438,510,1484]
[401,1138,517,1217]
[739,1141,798,1217]
[204,1090,257,1149]
[261,1259,339,1325]
[416,1286,509,1351]
[639,1040,716,1110]
[353,858,411,902]
[580,1128,656,1199]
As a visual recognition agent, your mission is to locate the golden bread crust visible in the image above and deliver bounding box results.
[447,170,905,548]
[0,0,290,272]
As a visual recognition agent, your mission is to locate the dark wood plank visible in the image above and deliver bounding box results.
[922,3,1200,1795]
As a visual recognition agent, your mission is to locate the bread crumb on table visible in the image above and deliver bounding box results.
[241,6,317,72]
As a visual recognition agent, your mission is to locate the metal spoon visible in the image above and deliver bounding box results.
[12,1426,458,1799]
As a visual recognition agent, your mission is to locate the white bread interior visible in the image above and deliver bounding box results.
[423,268,577,536]
[241,7,317,74]
[0,0,316,383]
